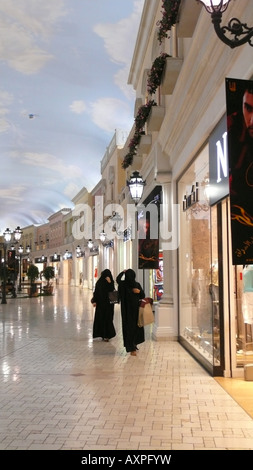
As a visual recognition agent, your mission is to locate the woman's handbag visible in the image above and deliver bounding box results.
[138,297,154,327]
[108,290,119,304]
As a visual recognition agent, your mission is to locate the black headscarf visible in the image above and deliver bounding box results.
[100,269,113,282]
[124,269,136,288]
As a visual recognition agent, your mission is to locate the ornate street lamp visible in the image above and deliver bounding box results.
[196,0,253,48]
[76,245,81,257]
[99,230,106,242]
[127,171,146,205]
[87,239,93,249]
[1,226,23,304]
[110,212,123,236]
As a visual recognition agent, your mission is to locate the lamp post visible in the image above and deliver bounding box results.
[197,0,253,48]
[127,171,146,205]
[1,226,22,304]
[88,239,93,249]
[110,212,124,236]
[76,245,81,257]
[99,231,106,243]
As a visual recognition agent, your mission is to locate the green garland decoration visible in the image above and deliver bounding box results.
[147,53,170,95]
[157,0,181,44]
[122,100,157,169]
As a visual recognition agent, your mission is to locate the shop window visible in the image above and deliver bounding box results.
[178,146,221,371]
[234,265,253,367]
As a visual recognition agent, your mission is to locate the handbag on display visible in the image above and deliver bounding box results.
[108,290,119,304]
[138,297,154,327]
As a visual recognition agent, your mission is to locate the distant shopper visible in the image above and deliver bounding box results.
[92,269,116,342]
[116,269,145,356]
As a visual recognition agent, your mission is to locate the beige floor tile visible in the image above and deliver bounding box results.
[0,285,253,452]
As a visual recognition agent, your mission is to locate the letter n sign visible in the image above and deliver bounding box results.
[209,115,229,206]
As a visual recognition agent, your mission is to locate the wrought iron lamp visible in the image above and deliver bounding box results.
[1,226,22,304]
[99,230,106,242]
[197,0,253,48]
[87,239,93,249]
[76,245,81,257]
[127,171,146,205]
[110,212,123,236]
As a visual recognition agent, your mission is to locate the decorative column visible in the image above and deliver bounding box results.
[153,174,178,341]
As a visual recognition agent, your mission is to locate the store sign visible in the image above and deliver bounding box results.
[183,183,199,211]
[209,115,229,206]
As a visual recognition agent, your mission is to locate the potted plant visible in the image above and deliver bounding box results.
[42,266,55,295]
[27,264,39,297]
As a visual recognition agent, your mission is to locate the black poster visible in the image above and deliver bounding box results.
[226,77,253,265]
[138,209,159,269]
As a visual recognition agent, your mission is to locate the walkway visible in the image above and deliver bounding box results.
[0,286,253,451]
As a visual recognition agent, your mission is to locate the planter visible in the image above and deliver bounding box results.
[147,106,165,132]
[177,0,201,38]
[43,285,54,295]
[160,57,183,95]
[28,284,38,297]
[138,134,152,154]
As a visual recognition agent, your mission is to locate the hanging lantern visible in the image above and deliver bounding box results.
[127,171,146,205]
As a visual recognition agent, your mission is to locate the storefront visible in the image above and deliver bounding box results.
[178,115,253,377]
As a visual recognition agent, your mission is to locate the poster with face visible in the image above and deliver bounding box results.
[226,78,253,265]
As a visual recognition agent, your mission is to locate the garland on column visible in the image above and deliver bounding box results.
[122,0,181,169]
[147,52,170,95]
[157,0,181,44]
[122,100,156,169]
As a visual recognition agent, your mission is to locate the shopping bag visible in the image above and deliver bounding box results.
[108,290,119,304]
[138,297,154,327]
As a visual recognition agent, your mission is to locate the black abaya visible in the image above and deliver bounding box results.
[92,269,116,340]
[116,269,145,353]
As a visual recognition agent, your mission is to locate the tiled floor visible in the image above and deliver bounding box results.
[0,285,253,450]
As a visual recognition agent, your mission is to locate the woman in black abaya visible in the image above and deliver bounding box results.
[92,269,116,341]
[116,269,145,356]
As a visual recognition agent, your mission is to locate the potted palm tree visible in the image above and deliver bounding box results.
[42,266,55,295]
[27,264,39,297]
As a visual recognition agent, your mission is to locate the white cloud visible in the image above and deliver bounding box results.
[114,67,136,100]
[94,0,144,98]
[94,0,143,65]
[90,97,132,133]
[0,90,13,131]
[0,185,26,202]
[20,152,83,180]
[0,0,67,74]
[69,100,86,114]
[64,182,82,199]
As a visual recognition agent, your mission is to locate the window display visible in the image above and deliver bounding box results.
[178,147,221,368]
[235,264,253,365]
